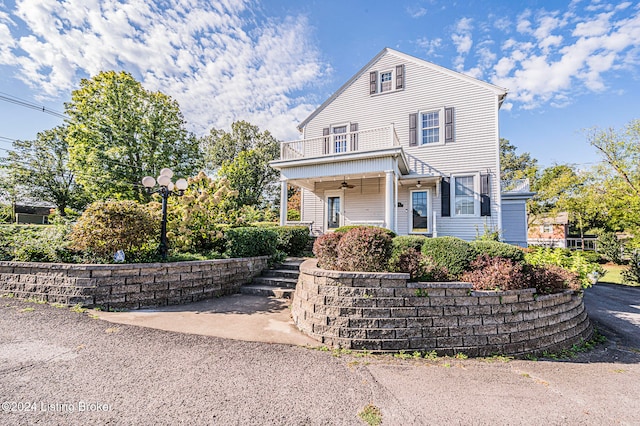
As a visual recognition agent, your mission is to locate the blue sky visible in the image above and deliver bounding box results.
[0,0,639,169]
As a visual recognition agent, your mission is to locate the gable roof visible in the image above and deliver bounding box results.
[297,47,508,132]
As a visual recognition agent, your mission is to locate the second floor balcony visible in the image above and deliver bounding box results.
[280,125,400,160]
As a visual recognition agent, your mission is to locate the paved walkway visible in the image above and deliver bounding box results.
[94,294,319,347]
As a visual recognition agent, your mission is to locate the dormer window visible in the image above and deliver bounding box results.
[369,65,404,95]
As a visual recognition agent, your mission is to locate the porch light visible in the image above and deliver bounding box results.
[416,181,422,188]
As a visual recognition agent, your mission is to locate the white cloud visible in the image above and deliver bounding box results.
[451,17,473,71]
[490,1,640,109]
[0,0,327,140]
[416,37,442,57]
[407,6,427,18]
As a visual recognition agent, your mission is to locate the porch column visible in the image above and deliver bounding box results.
[384,170,395,233]
[280,180,288,226]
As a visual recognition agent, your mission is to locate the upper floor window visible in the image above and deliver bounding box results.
[421,110,442,144]
[380,71,393,92]
[333,125,347,153]
[542,224,553,233]
[409,107,454,146]
[369,65,404,95]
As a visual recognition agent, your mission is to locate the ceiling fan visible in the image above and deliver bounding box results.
[339,178,355,189]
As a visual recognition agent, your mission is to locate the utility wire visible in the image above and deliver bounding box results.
[0,92,68,119]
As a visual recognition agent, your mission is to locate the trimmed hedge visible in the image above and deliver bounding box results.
[334,225,396,238]
[268,225,309,256]
[313,233,342,270]
[224,227,278,258]
[421,236,474,277]
[391,235,428,253]
[470,240,525,263]
[336,227,392,272]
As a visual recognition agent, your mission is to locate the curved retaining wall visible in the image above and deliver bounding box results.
[0,257,268,310]
[292,259,592,356]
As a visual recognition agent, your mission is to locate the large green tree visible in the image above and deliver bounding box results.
[500,138,538,184]
[66,71,202,201]
[0,126,89,216]
[586,119,640,240]
[202,121,280,207]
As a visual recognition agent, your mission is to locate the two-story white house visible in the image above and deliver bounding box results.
[270,48,531,244]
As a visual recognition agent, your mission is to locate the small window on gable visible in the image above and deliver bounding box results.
[380,71,393,92]
[370,65,404,95]
[542,224,553,234]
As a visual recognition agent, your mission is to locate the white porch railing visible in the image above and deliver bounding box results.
[501,178,530,193]
[280,125,400,160]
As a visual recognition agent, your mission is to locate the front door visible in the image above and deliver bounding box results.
[325,191,343,231]
[410,189,430,233]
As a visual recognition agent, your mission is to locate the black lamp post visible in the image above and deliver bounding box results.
[141,168,188,261]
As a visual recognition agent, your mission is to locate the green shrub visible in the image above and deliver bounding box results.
[313,233,342,270]
[336,227,392,272]
[597,232,623,264]
[525,247,603,288]
[528,264,582,294]
[0,224,75,263]
[421,236,474,277]
[420,256,451,282]
[470,240,525,263]
[461,255,527,291]
[622,251,640,285]
[70,200,159,260]
[224,227,278,258]
[334,225,396,238]
[268,226,309,256]
[391,235,428,252]
[388,247,422,279]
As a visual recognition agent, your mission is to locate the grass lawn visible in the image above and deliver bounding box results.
[599,263,640,286]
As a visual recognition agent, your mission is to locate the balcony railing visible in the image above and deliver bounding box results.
[280,125,400,160]
[501,178,531,193]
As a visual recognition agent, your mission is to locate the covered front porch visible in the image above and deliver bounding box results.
[270,124,442,236]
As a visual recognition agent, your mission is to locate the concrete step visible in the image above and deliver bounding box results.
[252,276,298,288]
[278,258,306,271]
[240,284,294,299]
[262,269,300,279]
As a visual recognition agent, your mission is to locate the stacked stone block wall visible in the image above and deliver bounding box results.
[0,257,268,310]
[292,260,592,356]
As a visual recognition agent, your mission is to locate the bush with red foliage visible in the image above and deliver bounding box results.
[336,227,392,272]
[313,232,343,270]
[461,254,527,291]
[528,264,582,295]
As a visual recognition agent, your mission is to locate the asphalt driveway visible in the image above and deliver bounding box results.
[1,285,639,425]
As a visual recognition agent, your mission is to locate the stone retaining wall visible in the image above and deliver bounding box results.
[292,259,592,356]
[0,257,268,310]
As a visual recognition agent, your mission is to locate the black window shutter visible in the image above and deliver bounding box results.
[350,123,358,151]
[444,107,454,143]
[322,127,330,154]
[409,113,418,146]
[395,65,404,90]
[480,174,491,216]
[369,71,378,94]
[441,177,451,217]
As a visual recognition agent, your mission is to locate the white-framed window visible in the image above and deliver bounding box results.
[380,70,393,92]
[453,175,478,216]
[332,125,347,153]
[419,108,444,145]
[542,224,553,234]
[410,189,430,233]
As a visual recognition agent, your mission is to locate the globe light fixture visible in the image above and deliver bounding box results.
[141,168,188,261]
